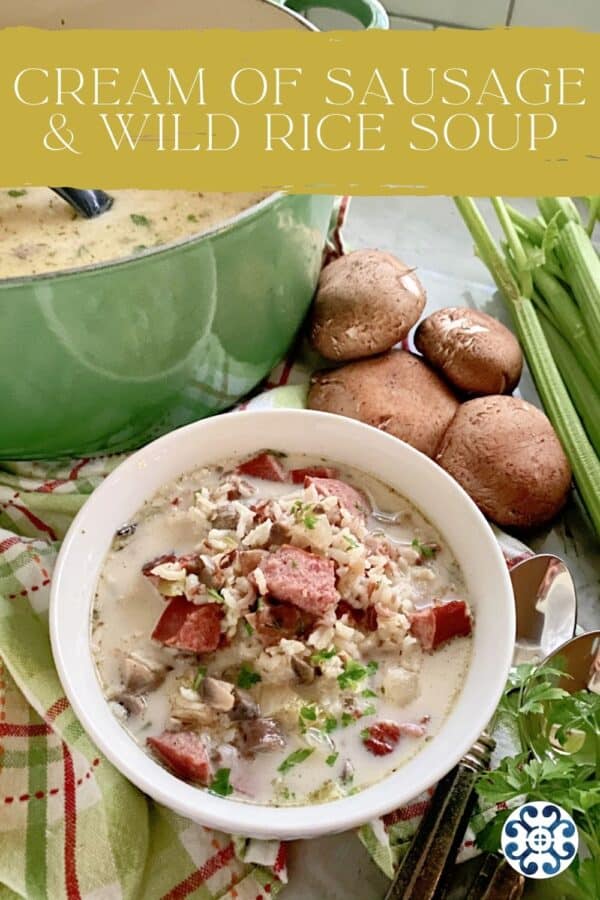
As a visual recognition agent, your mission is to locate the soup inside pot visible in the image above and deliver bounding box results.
[92,452,473,806]
[0,187,269,278]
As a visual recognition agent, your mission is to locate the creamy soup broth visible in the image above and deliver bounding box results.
[92,453,473,806]
[0,187,268,277]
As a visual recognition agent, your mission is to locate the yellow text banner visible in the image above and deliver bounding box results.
[0,26,598,194]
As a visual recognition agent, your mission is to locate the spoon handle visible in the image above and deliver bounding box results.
[384,734,495,900]
[51,187,113,218]
[465,854,525,900]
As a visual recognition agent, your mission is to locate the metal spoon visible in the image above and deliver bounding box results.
[526,629,600,757]
[51,187,113,218]
[384,554,577,900]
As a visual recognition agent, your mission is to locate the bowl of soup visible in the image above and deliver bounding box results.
[0,0,387,460]
[50,409,514,838]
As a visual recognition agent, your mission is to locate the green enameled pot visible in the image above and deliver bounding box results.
[0,0,387,459]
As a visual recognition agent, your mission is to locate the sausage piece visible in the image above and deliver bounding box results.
[147,731,212,784]
[261,545,340,616]
[236,453,287,482]
[152,598,222,654]
[306,476,370,519]
[409,600,472,651]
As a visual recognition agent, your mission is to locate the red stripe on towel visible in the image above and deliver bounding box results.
[62,744,82,900]
[161,842,235,899]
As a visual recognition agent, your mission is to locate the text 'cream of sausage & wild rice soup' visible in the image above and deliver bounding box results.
[91,452,473,806]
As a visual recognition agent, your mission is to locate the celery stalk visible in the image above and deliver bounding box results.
[585,196,599,236]
[529,266,600,388]
[455,196,600,536]
[556,221,600,346]
[539,314,600,456]
[506,204,546,245]
[491,197,532,298]
[537,197,581,227]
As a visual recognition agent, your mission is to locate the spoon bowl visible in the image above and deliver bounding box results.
[510,554,577,665]
[544,629,600,692]
[524,630,600,765]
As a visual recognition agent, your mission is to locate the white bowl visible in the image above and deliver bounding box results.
[50,409,514,840]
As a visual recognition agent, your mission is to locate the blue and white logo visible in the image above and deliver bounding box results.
[501,802,578,879]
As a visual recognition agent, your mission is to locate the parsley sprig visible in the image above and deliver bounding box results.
[477,660,600,900]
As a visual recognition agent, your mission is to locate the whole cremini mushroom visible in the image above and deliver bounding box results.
[310,249,426,361]
[308,349,459,458]
[436,395,571,529]
[414,307,523,396]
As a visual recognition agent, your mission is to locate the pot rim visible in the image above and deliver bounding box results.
[0,189,292,287]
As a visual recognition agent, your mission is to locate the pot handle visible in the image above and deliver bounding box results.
[277,0,389,30]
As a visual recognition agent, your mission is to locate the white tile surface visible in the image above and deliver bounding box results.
[308,8,362,30]
[390,14,434,29]
[511,0,600,28]
[384,0,510,27]
[308,9,433,30]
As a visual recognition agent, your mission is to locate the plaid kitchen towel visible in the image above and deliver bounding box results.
[0,364,531,897]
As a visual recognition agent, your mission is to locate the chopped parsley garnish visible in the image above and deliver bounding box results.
[311,648,337,665]
[130,213,150,226]
[338,659,376,690]
[324,716,338,733]
[278,748,313,773]
[292,500,318,529]
[342,534,359,549]
[411,538,439,559]
[187,214,198,222]
[210,768,233,796]
[360,727,370,740]
[8,189,26,197]
[192,665,207,691]
[299,705,317,722]
[325,752,339,767]
[242,618,254,636]
[341,712,355,727]
[362,704,377,717]
[237,664,262,689]
[362,689,377,699]
[207,588,224,603]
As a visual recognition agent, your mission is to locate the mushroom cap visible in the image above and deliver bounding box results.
[414,307,523,395]
[436,395,572,528]
[310,249,426,361]
[308,349,459,458]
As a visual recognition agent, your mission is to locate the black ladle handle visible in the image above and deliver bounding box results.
[51,187,113,219]
[384,734,495,900]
